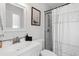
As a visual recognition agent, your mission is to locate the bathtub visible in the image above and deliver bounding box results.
[0,41,42,56]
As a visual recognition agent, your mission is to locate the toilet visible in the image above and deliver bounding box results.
[41,49,57,56]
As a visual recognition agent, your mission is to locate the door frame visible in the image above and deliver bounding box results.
[44,11,52,50]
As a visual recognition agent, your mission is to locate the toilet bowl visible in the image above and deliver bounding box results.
[41,49,57,56]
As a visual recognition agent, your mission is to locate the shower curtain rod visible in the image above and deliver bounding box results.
[44,3,70,12]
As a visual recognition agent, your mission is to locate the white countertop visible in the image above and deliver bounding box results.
[0,41,40,56]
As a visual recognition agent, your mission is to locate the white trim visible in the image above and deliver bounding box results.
[9,3,25,9]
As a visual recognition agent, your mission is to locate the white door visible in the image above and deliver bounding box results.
[45,11,52,51]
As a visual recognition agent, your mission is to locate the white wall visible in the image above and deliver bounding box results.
[0,3,48,47]
[26,3,48,40]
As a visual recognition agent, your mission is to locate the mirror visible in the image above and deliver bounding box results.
[0,15,3,30]
[6,3,24,29]
[0,15,4,37]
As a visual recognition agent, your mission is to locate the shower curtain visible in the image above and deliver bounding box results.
[52,3,79,56]
[52,8,63,56]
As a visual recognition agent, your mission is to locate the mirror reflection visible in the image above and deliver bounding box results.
[6,3,24,29]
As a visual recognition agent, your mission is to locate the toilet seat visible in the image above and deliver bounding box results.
[41,49,57,56]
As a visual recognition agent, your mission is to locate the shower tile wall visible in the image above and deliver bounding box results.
[52,3,79,56]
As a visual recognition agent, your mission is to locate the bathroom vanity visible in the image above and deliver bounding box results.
[0,3,44,56]
[0,41,42,56]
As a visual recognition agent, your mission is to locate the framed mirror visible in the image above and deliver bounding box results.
[6,3,25,30]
